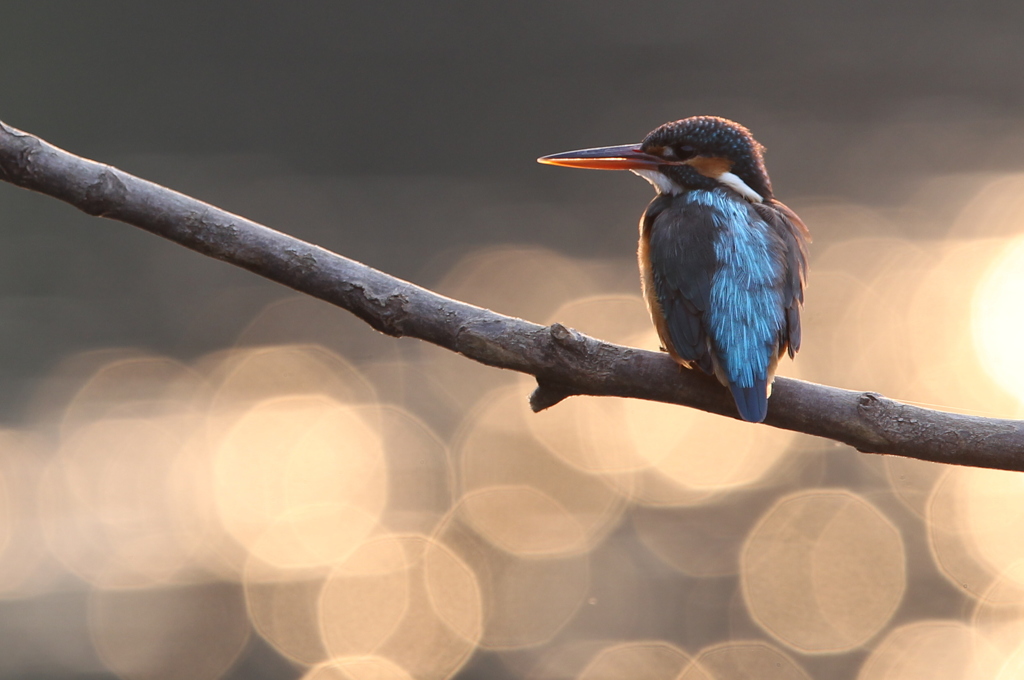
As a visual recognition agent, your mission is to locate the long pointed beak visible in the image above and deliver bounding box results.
[537,143,665,171]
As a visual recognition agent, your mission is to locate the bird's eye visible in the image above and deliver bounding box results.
[673,145,696,160]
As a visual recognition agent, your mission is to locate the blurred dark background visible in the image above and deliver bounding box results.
[3,3,1024,680]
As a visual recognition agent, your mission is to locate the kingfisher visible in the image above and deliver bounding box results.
[538,116,809,422]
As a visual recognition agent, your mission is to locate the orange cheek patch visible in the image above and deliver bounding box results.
[686,156,733,178]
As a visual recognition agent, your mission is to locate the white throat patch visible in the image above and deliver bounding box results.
[630,169,684,195]
[631,167,763,203]
[716,171,763,203]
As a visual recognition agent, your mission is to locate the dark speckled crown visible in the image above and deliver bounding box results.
[641,116,773,199]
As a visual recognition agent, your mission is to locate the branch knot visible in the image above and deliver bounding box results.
[82,168,127,217]
[549,322,585,351]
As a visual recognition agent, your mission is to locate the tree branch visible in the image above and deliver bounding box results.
[1,120,1022,471]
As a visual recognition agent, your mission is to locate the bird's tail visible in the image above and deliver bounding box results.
[728,378,769,423]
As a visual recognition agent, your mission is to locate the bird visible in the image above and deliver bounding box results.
[538,116,809,423]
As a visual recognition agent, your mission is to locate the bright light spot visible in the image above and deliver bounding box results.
[972,237,1024,408]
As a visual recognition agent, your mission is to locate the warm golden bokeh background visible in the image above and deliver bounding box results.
[4,3,1024,680]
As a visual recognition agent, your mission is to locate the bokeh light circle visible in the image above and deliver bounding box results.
[856,620,1001,680]
[681,641,810,680]
[40,415,211,588]
[577,641,697,680]
[973,562,1024,661]
[212,394,388,568]
[89,582,250,680]
[301,656,415,680]
[433,504,590,650]
[742,490,905,653]
[244,559,332,665]
[928,466,1024,599]
[318,534,482,680]
[457,387,626,558]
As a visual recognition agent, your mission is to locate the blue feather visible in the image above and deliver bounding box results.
[687,189,786,421]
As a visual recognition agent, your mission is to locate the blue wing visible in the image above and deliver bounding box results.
[644,195,719,375]
[753,199,810,358]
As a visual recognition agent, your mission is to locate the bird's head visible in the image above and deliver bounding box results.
[539,116,772,203]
